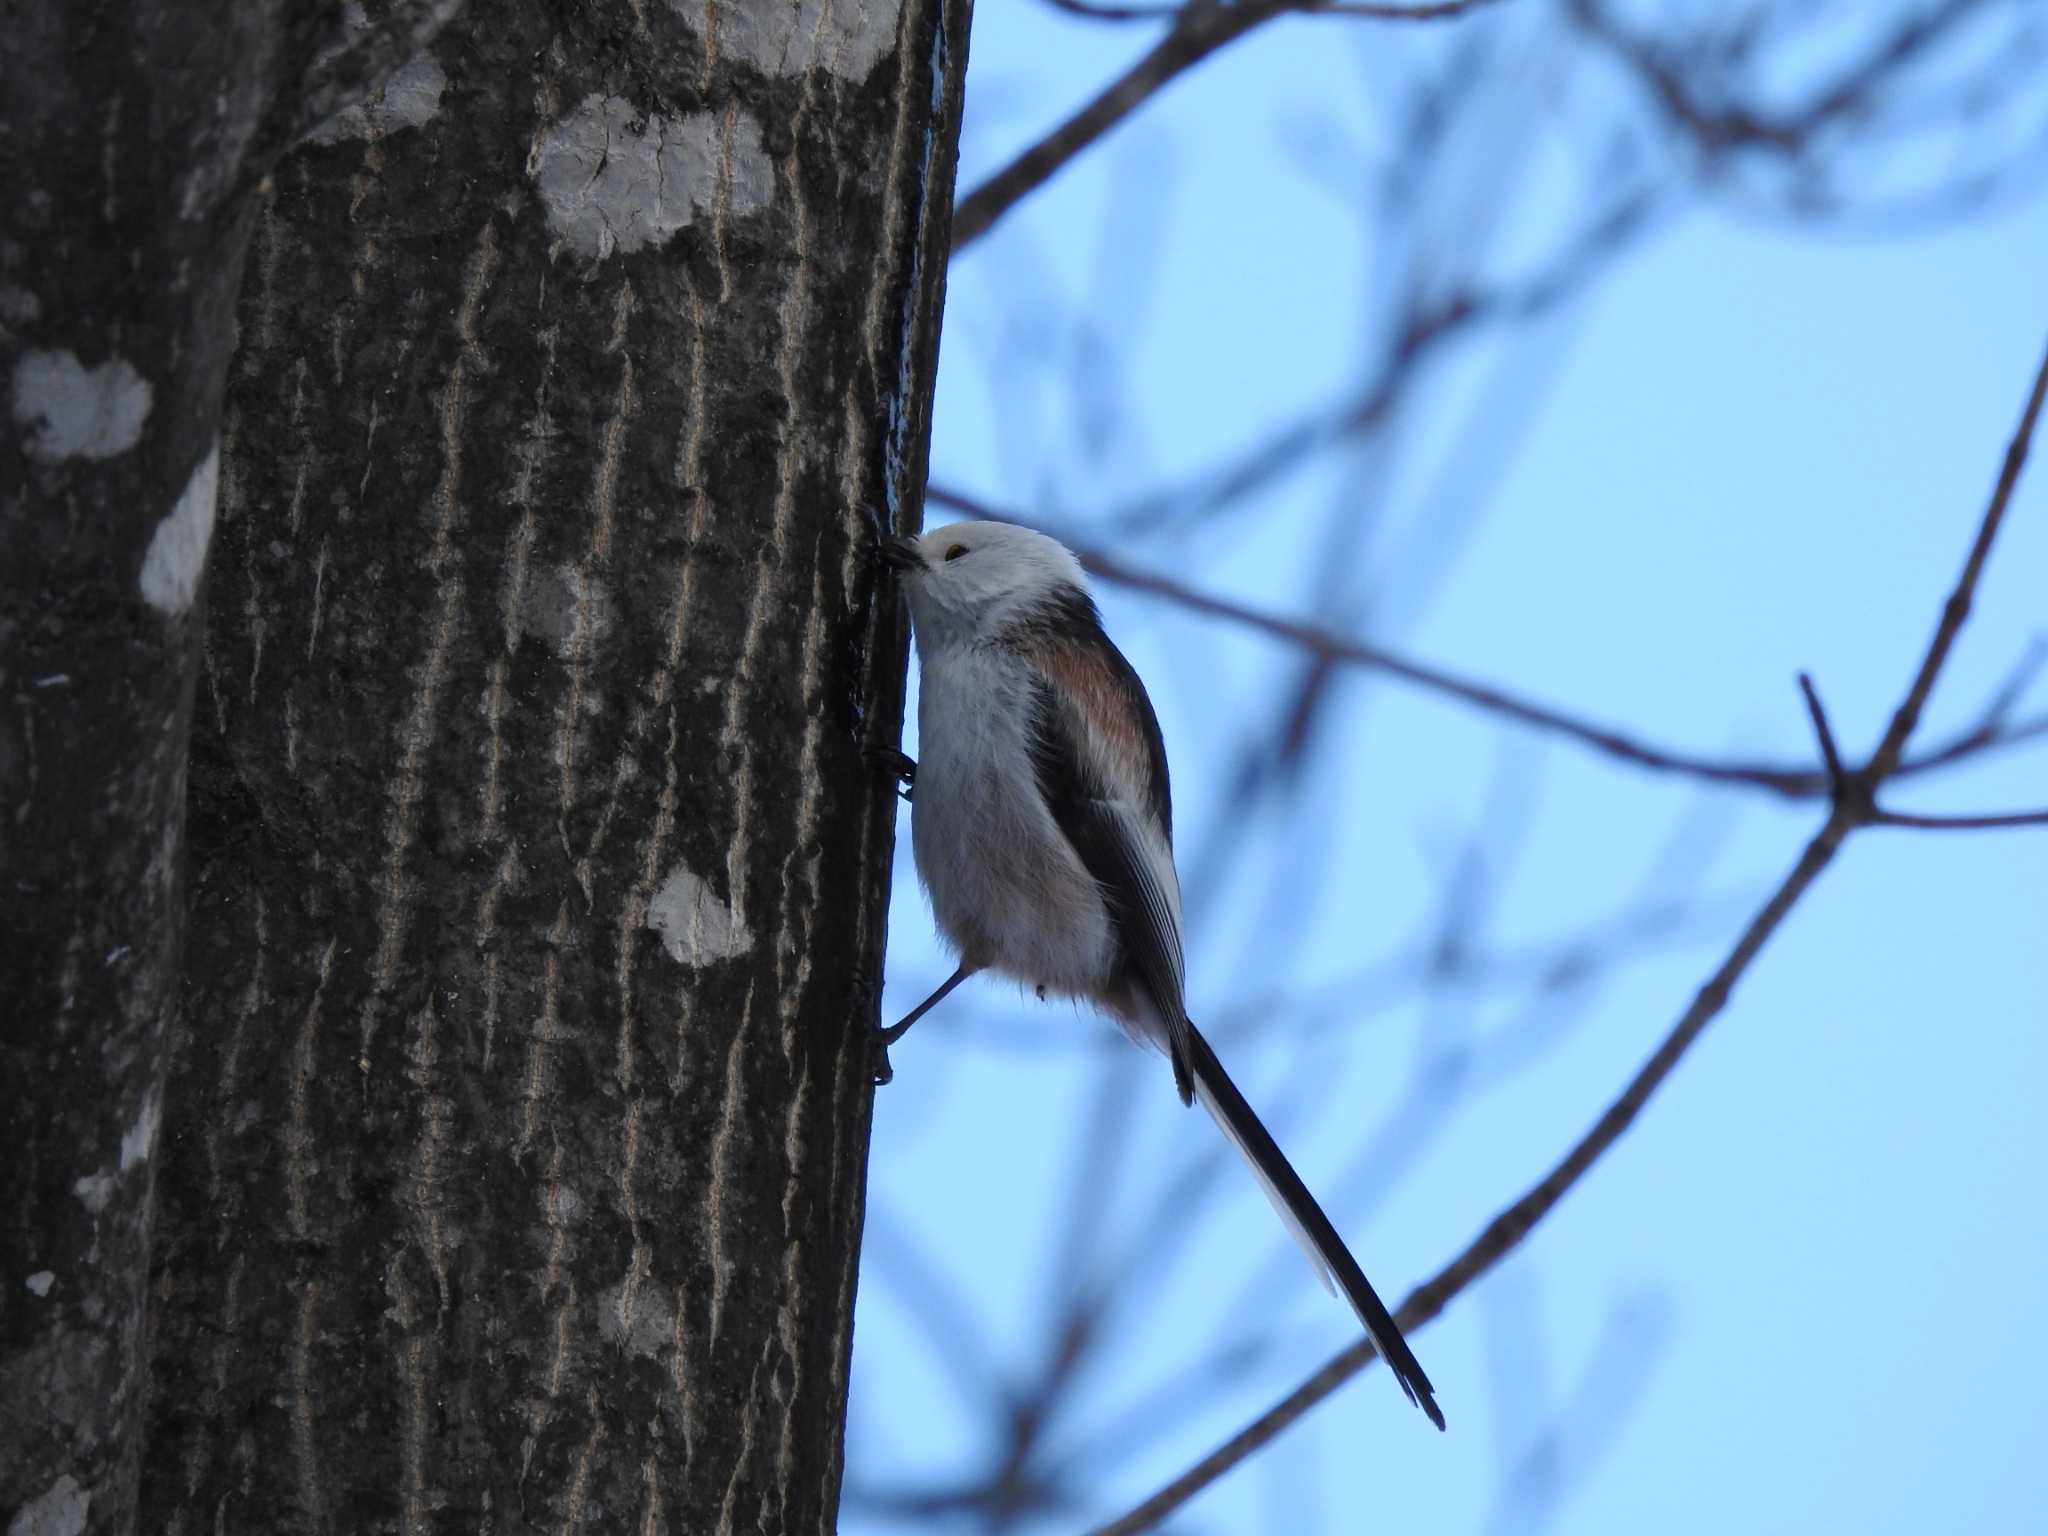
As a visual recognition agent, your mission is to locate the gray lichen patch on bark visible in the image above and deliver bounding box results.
[305,49,448,144]
[117,1089,160,1170]
[69,1172,116,1216]
[648,863,755,965]
[10,349,152,463]
[7,1473,89,1536]
[519,563,617,658]
[530,95,772,260]
[696,0,905,81]
[139,442,220,615]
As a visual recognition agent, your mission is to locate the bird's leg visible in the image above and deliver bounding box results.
[881,962,974,1046]
[871,961,977,1085]
[865,743,916,801]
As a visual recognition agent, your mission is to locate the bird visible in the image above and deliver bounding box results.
[877,518,1443,1430]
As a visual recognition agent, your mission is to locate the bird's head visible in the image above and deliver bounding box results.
[881,520,1089,645]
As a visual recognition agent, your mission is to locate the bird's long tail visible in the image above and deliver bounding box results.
[1185,1023,1445,1430]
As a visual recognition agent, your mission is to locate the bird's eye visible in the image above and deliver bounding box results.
[944,544,969,562]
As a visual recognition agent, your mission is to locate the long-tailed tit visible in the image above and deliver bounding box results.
[879,520,1443,1430]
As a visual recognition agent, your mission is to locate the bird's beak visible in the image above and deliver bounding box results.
[879,536,926,574]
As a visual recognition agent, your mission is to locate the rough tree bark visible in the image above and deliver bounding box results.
[4,0,970,1530]
[3,4,458,1531]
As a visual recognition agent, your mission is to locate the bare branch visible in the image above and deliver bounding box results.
[1044,0,1505,16]
[927,482,2048,801]
[1478,1287,1671,1536]
[1093,810,1855,1536]
[1038,0,1200,18]
[954,3,1283,254]
[957,0,1510,252]
[1307,0,1509,14]
[1102,186,1660,540]
[1566,0,2048,223]
[1090,330,2048,1536]
[1867,339,2048,780]
[1569,0,1990,157]
[1038,0,1211,22]
[959,883,1754,1058]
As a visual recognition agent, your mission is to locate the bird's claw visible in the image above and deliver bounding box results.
[854,961,899,1086]
[865,744,916,801]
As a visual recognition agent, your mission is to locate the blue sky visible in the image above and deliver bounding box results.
[853,5,2048,1531]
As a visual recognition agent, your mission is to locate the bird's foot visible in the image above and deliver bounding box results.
[865,743,916,802]
[851,963,896,1087]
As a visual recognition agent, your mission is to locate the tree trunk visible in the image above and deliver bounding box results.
[4,0,969,1530]
[2,5,457,1531]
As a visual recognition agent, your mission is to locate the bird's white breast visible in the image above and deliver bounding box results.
[911,643,1118,996]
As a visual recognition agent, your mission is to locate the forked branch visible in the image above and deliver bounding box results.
[1092,331,2048,1535]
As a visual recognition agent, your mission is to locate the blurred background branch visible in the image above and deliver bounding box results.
[854,2,2048,1529]
[1094,335,2048,1531]
[934,480,2048,800]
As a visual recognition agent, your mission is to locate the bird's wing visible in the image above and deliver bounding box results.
[1186,1024,1446,1429]
[1008,595,1444,1429]
[1013,606,1194,1103]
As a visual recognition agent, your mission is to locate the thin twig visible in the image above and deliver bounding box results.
[1794,671,1859,811]
[1871,807,2048,830]
[1797,672,1845,793]
[1091,331,2048,1536]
